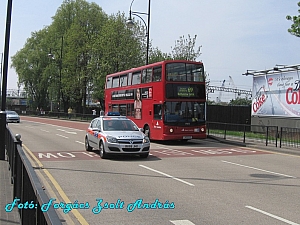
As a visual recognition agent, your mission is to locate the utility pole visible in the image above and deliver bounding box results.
[0,0,13,160]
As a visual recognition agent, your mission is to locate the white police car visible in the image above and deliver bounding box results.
[85,112,150,159]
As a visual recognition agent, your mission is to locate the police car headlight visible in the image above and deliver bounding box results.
[106,136,118,143]
[143,137,150,143]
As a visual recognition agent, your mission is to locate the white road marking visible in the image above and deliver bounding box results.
[57,128,77,134]
[170,220,195,225]
[151,145,194,156]
[153,145,175,150]
[40,129,49,133]
[222,160,296,178]
[22,119,84,132]
[139,165,195,186]
[56,134,69,139]
[76,141,84,145]
[191,148,256,155]
[246,206,300,225]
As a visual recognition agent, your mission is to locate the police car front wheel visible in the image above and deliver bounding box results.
[99,141,108,159]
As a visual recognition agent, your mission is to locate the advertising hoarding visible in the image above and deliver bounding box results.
[252,69,300,117]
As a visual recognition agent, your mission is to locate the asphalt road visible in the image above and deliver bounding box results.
[7,116,300,225]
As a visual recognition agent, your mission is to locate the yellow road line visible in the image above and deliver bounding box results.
[23,144,89,225]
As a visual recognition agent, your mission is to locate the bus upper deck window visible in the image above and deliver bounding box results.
[153,66,162,81]
[112,76,120,88]
[106,78,112,88]
[132,71,141,85]
[120,74,128,86]
[142,68,152,83]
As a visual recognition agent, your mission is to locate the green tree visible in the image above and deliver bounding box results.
[171,34,202,61]
[49,0,108,113]
[12,0,207,114]
[92,12,147,102]
[11,28,52,110]
[149,34,202,62]
[148,47,171,63]
[229,97,251,106]
[286,2,300,37]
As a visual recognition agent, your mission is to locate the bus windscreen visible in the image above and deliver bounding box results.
[164,101,205,125]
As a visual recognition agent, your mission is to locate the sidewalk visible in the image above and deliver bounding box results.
[208,135,300,156]
[0,157,20,225]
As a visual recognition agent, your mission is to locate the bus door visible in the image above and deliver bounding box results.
[152,104,163,139]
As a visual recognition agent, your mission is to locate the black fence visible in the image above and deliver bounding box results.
[280,127,300,148]
[206,105,251,125]
[5,126,63,224]
[207,122,300,149]
[17,109,97,122]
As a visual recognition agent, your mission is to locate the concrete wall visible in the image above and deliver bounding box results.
[251,115,300,129]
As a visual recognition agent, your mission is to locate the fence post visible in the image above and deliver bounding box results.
[279,127,283,148]
[266,126,269,146]
[243,124,246,143]
[275,126,278,148]
[207,122,210,136]
[224,123,227,139]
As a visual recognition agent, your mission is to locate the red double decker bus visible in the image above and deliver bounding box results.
[104,60,206,141]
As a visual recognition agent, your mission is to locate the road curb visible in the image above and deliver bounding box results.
[207,135,247,147]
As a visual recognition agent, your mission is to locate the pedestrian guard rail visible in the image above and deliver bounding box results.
[207,122,300,149]
[23,110,95,121]
[5,125,63,224]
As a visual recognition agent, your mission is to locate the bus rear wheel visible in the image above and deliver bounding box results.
[144,125,150,139]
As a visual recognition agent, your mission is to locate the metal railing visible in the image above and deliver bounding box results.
[207,122,280,147]
[5,126,63,224]
[279,127,300,148]
[18,110,96,122]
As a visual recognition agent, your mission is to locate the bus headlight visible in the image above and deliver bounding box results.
[169,128,174,133]
[106,136,118,143]
[200,127,205,132]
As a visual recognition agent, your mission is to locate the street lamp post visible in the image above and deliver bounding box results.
[126,0,151,65]
[0,53,3,107]
[0,0,13,160]
[48,36,63,116]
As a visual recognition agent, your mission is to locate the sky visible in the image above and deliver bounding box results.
[1,0,300,102]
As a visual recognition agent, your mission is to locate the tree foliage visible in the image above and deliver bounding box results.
[11,0,144,112]
[11,29,52,110]
[11,0,205,113]
[229,97,252,106]
[286,2,300,37]
[171,34,202,61]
